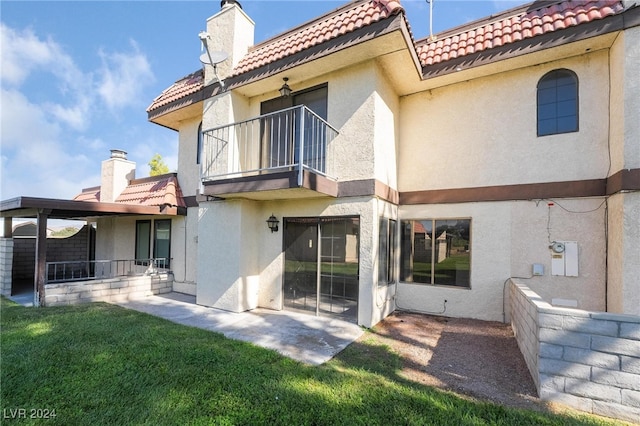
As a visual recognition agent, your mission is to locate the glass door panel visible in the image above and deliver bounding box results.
[283,217,359,322]
[283,220,318,313]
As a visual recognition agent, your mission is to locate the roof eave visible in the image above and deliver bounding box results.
[225,13,409,97]
[420,9,632,84]
[0,196,186,220]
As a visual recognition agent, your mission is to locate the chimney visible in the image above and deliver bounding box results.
[202,0,254,86]
[100,149,135,203]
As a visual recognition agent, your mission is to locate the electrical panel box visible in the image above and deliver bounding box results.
[532,263,545,276]
[550,241,578,277]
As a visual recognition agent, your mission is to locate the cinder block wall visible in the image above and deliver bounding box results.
[510,280,640,423]
[44,273,173,306]
[0,238,14,296]
[12,225,95,283]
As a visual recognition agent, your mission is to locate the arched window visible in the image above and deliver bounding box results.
[196,121,202,164]
[537,69,578,136]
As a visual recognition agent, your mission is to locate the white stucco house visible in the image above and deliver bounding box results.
[2,0,639,420]
[139,0,639,327]
[3,0,637,326]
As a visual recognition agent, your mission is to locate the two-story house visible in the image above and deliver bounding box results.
[4,0,633,328]
[135,0,639,328]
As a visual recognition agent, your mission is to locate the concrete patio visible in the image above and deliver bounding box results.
[115,292,364,365]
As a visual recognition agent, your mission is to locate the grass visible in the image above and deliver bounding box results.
[0,297,617,425]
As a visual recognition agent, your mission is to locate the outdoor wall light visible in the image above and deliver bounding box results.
[279,77,292,97]
[266,214,279,233]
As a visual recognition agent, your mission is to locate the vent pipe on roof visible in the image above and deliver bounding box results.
[220,0,241,9]
[110,149,128,160]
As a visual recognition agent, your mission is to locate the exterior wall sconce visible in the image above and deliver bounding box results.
[266,214,279,233]
[279,77,292,97]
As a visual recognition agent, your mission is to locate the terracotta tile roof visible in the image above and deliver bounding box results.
[148,0,627,114]
[73,186,100,202]
[146,70,203,113]
[417,0,625,67]
[73,175,186,208]
[231,0,404,77]
[116,175,187,208]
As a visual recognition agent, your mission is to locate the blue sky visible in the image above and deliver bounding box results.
[1,0,528,201]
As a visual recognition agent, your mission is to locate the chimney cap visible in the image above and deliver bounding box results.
[110,149,128,160]
[220,0,241,9]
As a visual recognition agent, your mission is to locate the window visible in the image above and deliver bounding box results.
[135,219,171,267]
[400,219,471,288]
[135,220,151,264]
[154,219,171,268]
[378,218,397,286]
[537,69,578,136]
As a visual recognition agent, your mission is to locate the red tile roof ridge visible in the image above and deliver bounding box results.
[417,0,624,67]
[73,173,186,208]
[147,69,204,113]
[231,0,405,77]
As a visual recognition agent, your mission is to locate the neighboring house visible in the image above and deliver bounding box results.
[12,222,52,238]
[2,0,638,325]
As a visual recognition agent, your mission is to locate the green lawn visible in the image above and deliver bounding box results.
[0,297,614,425]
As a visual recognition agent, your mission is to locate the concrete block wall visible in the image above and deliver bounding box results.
[510,279,640,424]
[0,238,14,296]
[12,238,35,281]
[44,273,173,307]
[12,225,95,282]
[509,280,541,388]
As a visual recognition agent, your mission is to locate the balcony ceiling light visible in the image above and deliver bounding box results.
[279,77,292,98]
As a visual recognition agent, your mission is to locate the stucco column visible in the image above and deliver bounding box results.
[196,199,259,312]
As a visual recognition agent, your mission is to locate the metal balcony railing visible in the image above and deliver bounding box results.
[45,258,169,284]
[201,105,338,186]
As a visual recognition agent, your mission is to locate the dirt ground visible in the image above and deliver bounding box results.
[360,311,548,412]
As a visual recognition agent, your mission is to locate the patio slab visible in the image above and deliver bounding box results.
[115,292,364,365]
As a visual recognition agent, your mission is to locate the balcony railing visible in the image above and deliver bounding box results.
[45,258,169,284]
[201,105,338,186]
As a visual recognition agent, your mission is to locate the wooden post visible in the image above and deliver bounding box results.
[3,217,12,237]
[34,210,50,307]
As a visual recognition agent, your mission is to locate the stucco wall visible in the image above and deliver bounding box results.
[373,63,400,190]
[238,61,385,184]
[510,198,606,312]
[197,196,380,327]
[398,202,512,322]
[607,192,640,316]
[610,25,640,172]
[94,216,182,288]
[398,50,611,192]
[197,199,260,312]
[176,118,202,197]
[398,197,607,322]
[169,213,197,296]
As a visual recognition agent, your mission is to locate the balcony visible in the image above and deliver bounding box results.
[200,105,339,200]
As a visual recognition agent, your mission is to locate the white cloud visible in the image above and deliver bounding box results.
[97,40,155,110]
[0,88,61,149]
[0,23,157,201]
[0,22,92,130]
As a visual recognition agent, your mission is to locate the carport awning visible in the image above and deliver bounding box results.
[1,196,185,220]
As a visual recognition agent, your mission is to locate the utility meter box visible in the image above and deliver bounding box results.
[550,241,578,277]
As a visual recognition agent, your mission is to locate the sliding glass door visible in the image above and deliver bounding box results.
[283,217,359,321]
